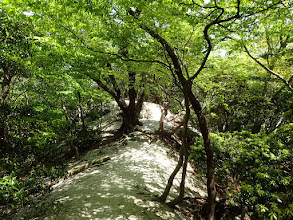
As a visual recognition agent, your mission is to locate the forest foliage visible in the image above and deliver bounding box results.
[1,0,293,219]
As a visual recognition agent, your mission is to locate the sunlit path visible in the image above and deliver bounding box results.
[45,103,206,219]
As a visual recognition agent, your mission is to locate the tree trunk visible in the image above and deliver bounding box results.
[169,96,190,207]
[159,103,169,135]
[118,72,144,133]
[252,119,263,134]
[159,102,186,136]
[90,69,145,135]
[1,67,13,102]
[116,91,144,134]
[119,108,140,134]
[0,67,13,147]
[187,89,216,220]
[159,145,184,202]
[168,148,189,207]
[128,12,217,218]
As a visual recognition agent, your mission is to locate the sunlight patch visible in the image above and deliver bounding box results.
[45,102,207,219]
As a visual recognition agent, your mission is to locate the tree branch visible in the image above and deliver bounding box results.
[43,14,169,68]
[241,1,283,18]
[85,73,117,98]
[120,56,169,68]
[244,46,293,93]
[189,0,241,81]
[129,9,187,85]
[174,0,217,9]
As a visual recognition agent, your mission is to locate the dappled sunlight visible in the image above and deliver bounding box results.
[140,102,175,132]
[45,102,207,219]
[140,102,163,121]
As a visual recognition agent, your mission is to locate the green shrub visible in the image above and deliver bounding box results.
[190,124,293,219]
[0,173,27,208]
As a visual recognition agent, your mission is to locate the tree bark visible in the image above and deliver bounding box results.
[252,119,263,134]
[88,70,144,135]
[169,95,190,207]
[117,71,144,134]
[169,148,189,206]
[159,103,169,135]
[1,66,13,103]
[187,88,216,220]
[159,145,184,202]
[119,105,142,134]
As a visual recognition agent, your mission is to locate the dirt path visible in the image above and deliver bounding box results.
[44,103,206,220]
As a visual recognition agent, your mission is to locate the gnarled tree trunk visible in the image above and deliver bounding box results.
[117,93,144,134]
[116,71,144,134]
[89,68,145,136]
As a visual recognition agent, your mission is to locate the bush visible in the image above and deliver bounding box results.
[0,173,27,208]
[0,100,103,217]
[190,124,293,219]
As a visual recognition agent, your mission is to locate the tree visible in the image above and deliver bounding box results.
[0,5,32,146]
[227,0,293,132]
[241,20,293,132]
[123,1,289,219]
[6,0,292,219]
[20,1,153,134]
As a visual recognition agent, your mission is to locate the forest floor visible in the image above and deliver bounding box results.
[42,102,207,219]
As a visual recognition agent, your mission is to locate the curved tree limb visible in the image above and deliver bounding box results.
[244,46,293,93]
[189,0,241,81]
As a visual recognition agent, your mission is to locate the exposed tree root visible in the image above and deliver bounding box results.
[67,156,111,177]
